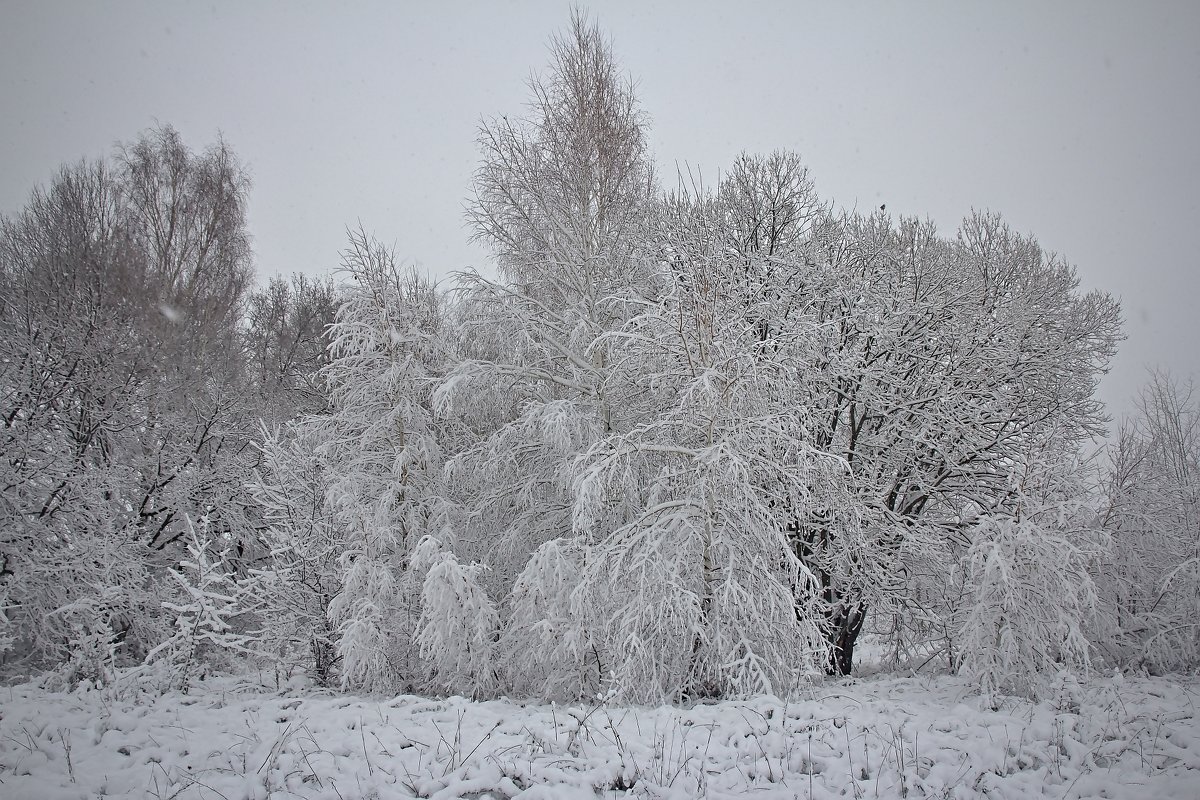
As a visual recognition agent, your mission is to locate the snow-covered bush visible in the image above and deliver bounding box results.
[498,538,595,700]
[1097,371,1200,673]
[143,517,255,691]
[42,597,121,691]
[956,453,1104,699]
[416,538,500,698]
[0,588,13,660]
[245,421,342,685]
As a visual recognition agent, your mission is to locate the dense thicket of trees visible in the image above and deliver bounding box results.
[0,132,255,670]
[0,125,335,679]
[1,14,1195,702]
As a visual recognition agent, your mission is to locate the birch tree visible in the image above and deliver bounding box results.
[443,9,657,585]
[317,229,454,692]
[561,188,831,701]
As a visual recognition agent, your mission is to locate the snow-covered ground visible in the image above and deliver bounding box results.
[1,671,1196,799]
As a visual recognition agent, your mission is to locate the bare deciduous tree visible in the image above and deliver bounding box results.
[1098,369,1200,671]
[245,273,337,422]
[0,126,258,674]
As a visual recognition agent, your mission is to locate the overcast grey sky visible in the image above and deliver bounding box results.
[2,0,1197,420]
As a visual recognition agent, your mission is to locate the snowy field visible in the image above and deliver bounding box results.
[1,672,1197,799]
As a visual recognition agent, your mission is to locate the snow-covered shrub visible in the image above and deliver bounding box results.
[245,422,341,685]
[0,588,13,660]
[416,538,500,697]
[863,526,967,674]
[143,517,255,690]
[1142,560,1200,671]
[498,538,595,700]
[956,462,1103,699]
[1,477,174,681]
[569,510,708,703]
[41,598,120,691]
[1096,371,1200,673]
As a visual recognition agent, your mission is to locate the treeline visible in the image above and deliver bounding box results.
[0,124,336,682]
[1,12,1196,702]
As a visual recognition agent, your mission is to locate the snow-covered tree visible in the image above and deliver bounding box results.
[0,15,1140,706]
[143,516,255,691]
[0,127,257,672]
[318,228,454,692]
[758,204,1121,674]
[956,444,1104,699]
[442,9,657,588]
[244,273,338,424]
[562,188,831,702]
[1097,370,1200,672]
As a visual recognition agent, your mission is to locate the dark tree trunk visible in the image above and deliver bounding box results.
[826,600,867,676]
[788,513,869,676]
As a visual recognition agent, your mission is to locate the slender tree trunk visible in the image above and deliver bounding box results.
[825,598,867,676]
[790,515,867,676]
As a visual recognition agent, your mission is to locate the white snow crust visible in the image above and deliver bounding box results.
[1,672,1196,799]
